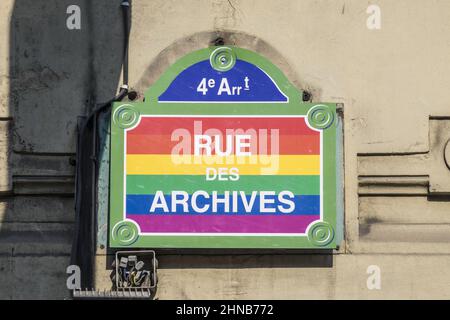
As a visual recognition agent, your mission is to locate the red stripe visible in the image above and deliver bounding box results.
[128,117,318,136]
[126,134,320,155]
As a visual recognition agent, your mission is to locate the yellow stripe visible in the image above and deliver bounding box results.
[126,155,320,175]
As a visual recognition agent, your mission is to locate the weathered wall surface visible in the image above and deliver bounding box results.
[1,0,450,299]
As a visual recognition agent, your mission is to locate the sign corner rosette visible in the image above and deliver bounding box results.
[109,46,339,249]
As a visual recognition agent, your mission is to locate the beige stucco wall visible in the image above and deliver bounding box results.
[1,0,450,299]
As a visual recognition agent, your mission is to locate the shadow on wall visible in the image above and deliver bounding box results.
[1,1,333,299]
[0,0,124,299]
[153,251,333,269]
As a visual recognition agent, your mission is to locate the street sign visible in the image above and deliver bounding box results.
[109,46,339,248]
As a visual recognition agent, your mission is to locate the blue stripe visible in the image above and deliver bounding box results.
[126,194,320,215]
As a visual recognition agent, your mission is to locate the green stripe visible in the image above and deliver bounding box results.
[126,175,320,195]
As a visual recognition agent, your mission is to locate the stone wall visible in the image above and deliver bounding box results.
[1,0,450,299]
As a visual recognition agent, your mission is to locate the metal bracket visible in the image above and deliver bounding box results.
[72,288,152,299]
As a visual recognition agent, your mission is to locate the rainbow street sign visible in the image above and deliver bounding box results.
[109,46,340,249]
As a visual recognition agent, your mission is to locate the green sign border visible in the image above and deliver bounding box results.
[109,46,338,249]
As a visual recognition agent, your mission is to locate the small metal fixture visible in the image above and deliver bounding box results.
[114,250,158,292]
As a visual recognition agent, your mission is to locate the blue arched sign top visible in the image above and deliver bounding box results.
[158,60,289,103]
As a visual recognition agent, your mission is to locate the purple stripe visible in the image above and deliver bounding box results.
[127,214,319,233]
